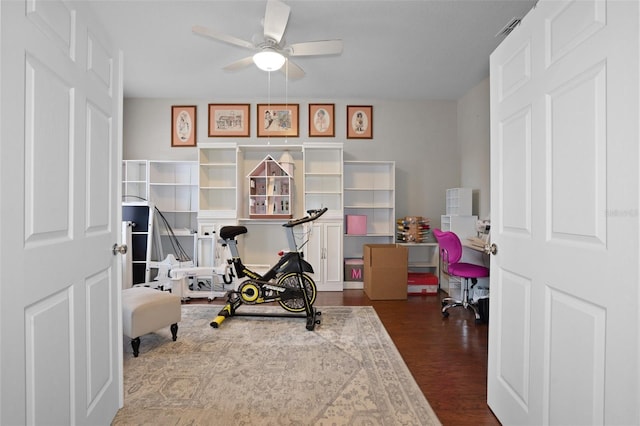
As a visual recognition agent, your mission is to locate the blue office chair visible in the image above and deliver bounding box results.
[433,228,489,323]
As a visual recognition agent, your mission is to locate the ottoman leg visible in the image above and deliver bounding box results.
[131,337,141,357]
[170,323,178,341]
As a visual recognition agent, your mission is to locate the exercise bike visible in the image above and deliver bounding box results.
[210,207,328,331]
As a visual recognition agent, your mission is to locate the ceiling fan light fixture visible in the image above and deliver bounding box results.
[253,48,286,71]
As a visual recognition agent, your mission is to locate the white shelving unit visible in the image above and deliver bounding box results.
[149,161,198,230]
[397,242,439,278]
[342,161,395,288]
[148,160,198,262]
[122,160,148,202]
[302,143,344,291]
[198,143,238,220]
[445,187,472,216]
[303,143,343,220]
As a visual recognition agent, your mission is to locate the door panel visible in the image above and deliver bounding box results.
[488,1,639,424]
[24,54,73,243]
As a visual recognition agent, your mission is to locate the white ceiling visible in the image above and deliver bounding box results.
[89,0,536,101]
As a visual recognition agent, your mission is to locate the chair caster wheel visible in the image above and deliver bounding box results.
[442,311,450,318]
[475,318,483,324]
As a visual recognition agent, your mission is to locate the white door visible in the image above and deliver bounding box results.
[0,1,123,424]
[488,0,638,424]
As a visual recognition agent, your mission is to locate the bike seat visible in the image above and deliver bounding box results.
[220,226,248,240]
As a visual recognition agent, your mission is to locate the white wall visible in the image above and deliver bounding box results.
[123,97,465,228]
[457,77,491,220]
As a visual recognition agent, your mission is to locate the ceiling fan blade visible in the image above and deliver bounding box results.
[280,59,305,80]
[263,0,290,44]
[288,40,344,57]
[223,56,255,72]
[192,25,254,50]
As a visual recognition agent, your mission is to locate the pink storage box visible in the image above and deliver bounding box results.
[346,215,367,235]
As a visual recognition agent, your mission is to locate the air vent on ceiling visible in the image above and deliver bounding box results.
[496,17,522,37]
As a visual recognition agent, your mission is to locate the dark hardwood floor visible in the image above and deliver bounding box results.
[314,289,500,426]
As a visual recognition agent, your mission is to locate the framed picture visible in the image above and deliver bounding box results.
[257,104,299,137]
[208,103,250,137]
[171,105,197,147]
[347,105,373,139]
[309,104,335,137]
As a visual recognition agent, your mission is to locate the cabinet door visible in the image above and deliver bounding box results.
[305,222,323,282]
[322,221,343,291]
[305,222,343,291]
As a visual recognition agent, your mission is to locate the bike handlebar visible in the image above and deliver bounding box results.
[283,207,328,228]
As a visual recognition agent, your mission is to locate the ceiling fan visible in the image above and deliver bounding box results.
[192,0,343,79]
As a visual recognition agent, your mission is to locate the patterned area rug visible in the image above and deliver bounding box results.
[113,305,441,425]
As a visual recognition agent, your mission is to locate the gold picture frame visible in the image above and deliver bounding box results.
[208,103,250,137]
[257,104,299,137]
[308,103,335,137]
[347,105,373,139]
[171,105,197,147]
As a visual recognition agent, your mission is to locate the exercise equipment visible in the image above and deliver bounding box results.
[211,207,327,331]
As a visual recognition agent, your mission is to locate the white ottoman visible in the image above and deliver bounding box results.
[122,286,181,357]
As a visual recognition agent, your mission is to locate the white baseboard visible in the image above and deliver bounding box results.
[343,281,363,290]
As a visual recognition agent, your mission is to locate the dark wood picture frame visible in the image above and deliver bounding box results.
[308,103,335,137]
[347,105,373,139]
[208,103,250,137]
[171,105,197,147]
[257,104,299,137]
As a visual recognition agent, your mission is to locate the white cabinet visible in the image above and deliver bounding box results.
[198,143,238,219]
[305,221,343,291]
[122,160,148,202]
[303,143,343,220]
[343,161,395,288]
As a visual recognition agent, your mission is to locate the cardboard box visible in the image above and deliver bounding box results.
[346,215,367,235]
[344,258,364,281]
[407,272,439,295]
[363,244,408,300]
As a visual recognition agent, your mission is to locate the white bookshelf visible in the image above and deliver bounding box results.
[303,143,343,220]
[122,160,148,202]
[148,160,198,231]
[198,143,238,219]
[343,161,395,288]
